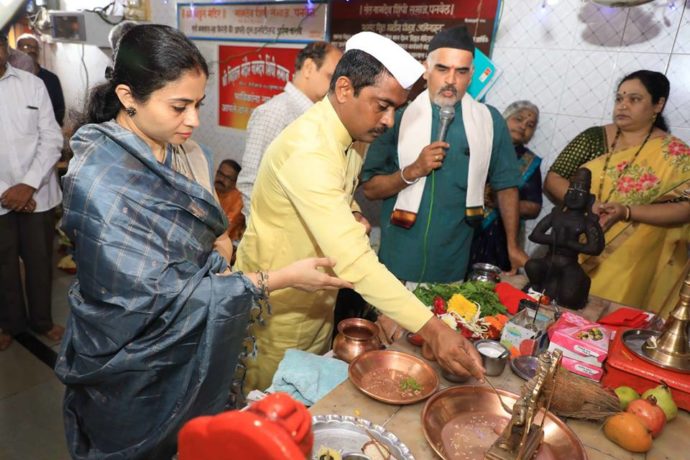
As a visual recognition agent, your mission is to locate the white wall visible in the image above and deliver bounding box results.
[488,0,689,169]
[41,41,111,118]
[484,0,690,254]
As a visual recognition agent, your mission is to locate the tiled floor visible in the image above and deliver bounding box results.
[0,251,73,460]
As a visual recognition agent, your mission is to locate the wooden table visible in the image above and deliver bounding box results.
[310,293,690,459]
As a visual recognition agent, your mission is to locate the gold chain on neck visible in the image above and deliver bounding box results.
[597,126,654,203]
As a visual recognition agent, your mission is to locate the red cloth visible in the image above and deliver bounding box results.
[598,307,649,328]
[495,282,534,315]
[178,393,312,460]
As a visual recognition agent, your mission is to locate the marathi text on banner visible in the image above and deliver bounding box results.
[330,0,499,60]
[178,2,327,42]
[218,45,300,129]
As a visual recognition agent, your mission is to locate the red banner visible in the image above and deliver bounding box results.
[330,0,500,59]
[218,45,300,129]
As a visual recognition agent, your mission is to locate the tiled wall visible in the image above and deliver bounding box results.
[485,0,690,254]
[154,1,689,181]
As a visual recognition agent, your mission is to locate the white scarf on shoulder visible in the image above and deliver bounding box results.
[394,90,494,219]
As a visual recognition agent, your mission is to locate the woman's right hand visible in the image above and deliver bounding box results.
[278,257,354,292]
[598,202,627,232]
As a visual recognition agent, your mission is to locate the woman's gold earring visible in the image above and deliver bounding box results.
[125,107,137,117]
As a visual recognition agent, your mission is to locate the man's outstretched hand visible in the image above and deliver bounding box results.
[417,316,485,380]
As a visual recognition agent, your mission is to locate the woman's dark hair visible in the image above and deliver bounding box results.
[328,49,392,96]
[82,24,209,125]
[618,70,670,132]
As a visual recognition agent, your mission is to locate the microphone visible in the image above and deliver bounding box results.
[437,105,455,143]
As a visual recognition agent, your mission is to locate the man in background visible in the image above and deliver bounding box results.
[361,25,525,341]
[215,159,245,245]
[16,33,65,126]
[0,30,64,350]
[362,25,526,283]
[236,41,342,217]
[7,43,33,72]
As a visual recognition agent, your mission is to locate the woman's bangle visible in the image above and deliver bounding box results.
[257,271,270,298]
[624,205,631,222]
[400,166,419,185]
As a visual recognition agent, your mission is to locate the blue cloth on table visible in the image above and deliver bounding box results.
[266,349,348,406]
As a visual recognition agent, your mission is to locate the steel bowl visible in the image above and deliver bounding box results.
[311,414,414,460]
[421,386,587,460]
[468,263,502,285]
[474,339,510,376]
[348,350,439,405]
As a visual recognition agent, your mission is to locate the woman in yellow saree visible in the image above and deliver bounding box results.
[582,135,690,315]
[545,70,690,316]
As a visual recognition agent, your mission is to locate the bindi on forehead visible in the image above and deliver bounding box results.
[617,91,644,97]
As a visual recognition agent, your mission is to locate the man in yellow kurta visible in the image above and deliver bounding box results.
[236,32,485,392]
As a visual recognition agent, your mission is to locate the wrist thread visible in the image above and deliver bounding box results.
[624,205,631,222]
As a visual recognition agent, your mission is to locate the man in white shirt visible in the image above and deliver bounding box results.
[0,31,64,350]
[236,41,342,218]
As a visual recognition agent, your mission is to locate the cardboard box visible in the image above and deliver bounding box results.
[548,342,601,367]
[548,312,611,364]
[561,356,604,381]
[500,308,553,357]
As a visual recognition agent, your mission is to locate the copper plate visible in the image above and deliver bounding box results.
[349,350,439,405]
[421,386,587,460]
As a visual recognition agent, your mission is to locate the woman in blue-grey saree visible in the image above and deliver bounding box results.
[54,25,351,460]
[470,100,543,272]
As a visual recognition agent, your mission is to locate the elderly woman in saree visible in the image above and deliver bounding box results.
[54,24,351,460]
[470,100,543,272]
[545,70,690,316]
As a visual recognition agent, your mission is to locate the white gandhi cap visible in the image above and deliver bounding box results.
[16,33,40,46]
[345,31,424,90]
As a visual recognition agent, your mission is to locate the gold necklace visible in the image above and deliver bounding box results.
[597,126,653,203]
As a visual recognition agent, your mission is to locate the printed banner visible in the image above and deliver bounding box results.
[218,45,300,129]
[330,0,500,60]
[178,1,328,43]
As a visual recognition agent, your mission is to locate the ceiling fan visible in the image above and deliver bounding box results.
[591,0,655,6]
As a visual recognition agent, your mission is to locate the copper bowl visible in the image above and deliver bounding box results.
[421,386,587,460]
[348,350,439,405]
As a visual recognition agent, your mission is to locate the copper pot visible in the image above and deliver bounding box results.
[333,318,382,363]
